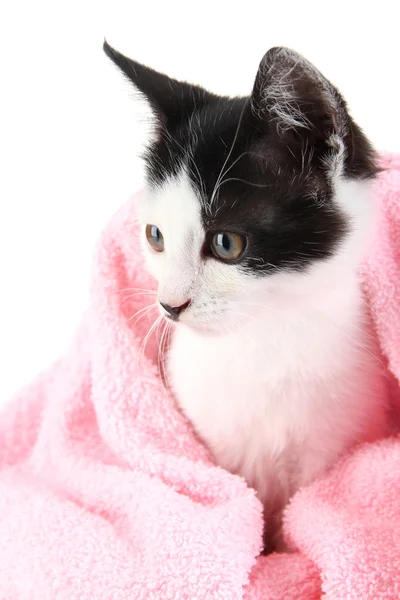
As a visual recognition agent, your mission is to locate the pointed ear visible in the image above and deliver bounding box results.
[103,40,211,129]
[251,47,349,140]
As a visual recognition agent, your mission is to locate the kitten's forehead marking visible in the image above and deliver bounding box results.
[146,169,205,257]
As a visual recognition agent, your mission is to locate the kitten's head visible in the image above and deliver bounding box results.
[104,42,378,333]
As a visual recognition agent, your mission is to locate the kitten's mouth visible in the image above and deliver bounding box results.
[160,308,216,334]
[163,313,179,323]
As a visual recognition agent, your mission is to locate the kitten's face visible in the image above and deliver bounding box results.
[140,170,256,332]
[138,103,346,333]
[104,43,377,333]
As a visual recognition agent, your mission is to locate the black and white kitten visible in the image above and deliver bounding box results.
[104,42,388,551]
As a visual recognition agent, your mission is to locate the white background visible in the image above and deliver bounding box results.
[0,0,399,405]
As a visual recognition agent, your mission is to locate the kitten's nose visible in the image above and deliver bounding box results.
[160,300,191,319]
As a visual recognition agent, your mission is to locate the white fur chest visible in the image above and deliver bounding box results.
[167,300,387,515]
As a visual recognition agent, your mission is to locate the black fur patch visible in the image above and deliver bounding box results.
[104,41,378,275]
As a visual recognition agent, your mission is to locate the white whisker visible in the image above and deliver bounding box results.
[209,100,250,209]
[217,177,272,190]
[117,287,157,294]
[119,291,158,308]
[328,321,384,365]
[138,314,164,368]
[127,303,158,325]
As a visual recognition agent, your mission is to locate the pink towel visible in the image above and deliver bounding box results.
[1,154,399,599]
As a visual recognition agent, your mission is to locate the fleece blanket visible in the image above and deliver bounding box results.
[1,154,400,600]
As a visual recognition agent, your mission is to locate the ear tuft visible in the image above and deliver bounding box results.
[251,47,349,138]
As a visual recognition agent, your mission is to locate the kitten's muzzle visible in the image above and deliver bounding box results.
[160,300,191,321]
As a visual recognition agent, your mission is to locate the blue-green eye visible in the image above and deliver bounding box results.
[211,232,246,261]
[146,224,164,252]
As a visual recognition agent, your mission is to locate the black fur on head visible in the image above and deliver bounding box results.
[104,40,378,275]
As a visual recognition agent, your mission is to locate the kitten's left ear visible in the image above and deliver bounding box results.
[103,40,212,129]
[251,47,349,140]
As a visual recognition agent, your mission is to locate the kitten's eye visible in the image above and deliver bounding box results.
[146,225,164,252]
[210,232,246,262]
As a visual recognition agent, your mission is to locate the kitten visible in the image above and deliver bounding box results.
[104,42,388,551]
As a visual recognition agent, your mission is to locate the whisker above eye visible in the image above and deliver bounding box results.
[212,149,257,197]
[210,99,250,208]
[217,177,273,190]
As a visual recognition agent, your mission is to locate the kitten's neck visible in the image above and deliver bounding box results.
[215,274,372,380]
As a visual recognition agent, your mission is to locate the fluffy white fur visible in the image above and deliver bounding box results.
[139,170,388,549]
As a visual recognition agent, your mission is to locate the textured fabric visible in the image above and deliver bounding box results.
[0,154,399,599]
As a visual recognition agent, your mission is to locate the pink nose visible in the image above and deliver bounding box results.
[160,300,191,319]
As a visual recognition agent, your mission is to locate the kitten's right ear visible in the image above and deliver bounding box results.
[103,40,211,129]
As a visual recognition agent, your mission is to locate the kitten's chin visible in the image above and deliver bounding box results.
[170,314,248,337]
